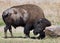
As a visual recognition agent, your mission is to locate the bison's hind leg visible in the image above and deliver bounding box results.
[4,25,13,38]
[9,26,13,38]
[4,25,8,38]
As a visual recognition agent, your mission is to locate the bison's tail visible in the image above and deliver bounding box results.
[2,11,10,23]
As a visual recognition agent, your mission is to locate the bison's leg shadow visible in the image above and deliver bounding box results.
[4,25,13,38]
[24,23,33,38]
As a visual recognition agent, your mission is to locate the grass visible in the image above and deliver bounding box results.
[0,32,60,43]
[0,18,5,26]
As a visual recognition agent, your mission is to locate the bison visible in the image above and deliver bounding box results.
[33,18,51,39]
[2,4,45,38]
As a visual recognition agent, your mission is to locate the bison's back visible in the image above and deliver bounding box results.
[12,4,45,20]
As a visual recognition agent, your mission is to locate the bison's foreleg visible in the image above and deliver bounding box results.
[24,23,33,38]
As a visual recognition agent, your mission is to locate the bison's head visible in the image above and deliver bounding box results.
[33,18,51,35]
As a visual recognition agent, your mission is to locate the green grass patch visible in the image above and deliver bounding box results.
[56,22,60,25]
[0,18,5,26]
